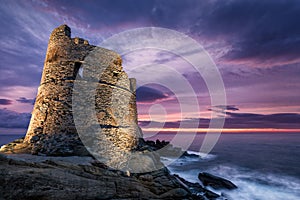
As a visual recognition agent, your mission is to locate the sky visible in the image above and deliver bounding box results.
[0,0,299,134]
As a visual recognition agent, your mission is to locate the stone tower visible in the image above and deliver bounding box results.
[18,24,141,158]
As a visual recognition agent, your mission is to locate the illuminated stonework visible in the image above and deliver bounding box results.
[2,25,141,157]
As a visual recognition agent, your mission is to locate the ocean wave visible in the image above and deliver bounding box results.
[169,164,300,200]
[160,151,217,169]
[186,150,217,161]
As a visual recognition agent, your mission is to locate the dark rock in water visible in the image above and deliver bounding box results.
[198,172,238,190]
[144,139,188,158]
[156,139,170,148]
[173,174,220,200]
[144,139,204,159]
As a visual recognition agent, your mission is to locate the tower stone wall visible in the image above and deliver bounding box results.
[21,24,141,157]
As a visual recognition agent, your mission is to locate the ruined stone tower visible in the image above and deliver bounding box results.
[19,24,141,158]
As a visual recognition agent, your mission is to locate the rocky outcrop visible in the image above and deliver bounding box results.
[143,139,191,157]
[0,153,199,200]
[173,174,220,199]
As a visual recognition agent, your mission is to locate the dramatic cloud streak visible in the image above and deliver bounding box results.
[209,105,240,112]
[136,86,170,103]
[16,97,35,105]
[187,0,300,67]
[139,112,300,130]
[0,99,12,105]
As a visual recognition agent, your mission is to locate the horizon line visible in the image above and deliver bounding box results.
[142,128,300,133]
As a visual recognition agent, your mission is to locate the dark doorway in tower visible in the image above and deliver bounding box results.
[73,62,83,79]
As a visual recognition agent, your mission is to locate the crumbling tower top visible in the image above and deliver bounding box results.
[51,24,71,38]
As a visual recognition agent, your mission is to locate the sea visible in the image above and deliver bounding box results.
[1,131,300,200]
[144,132,300,200]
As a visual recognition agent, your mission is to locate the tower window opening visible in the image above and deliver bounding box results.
[73,62,83,78]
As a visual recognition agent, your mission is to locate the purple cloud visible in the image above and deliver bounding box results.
[189,0,300,67]
[0,99,12,105]
[140,112,300,130]
[16,97,35,105]
[224,112,300,129]
[0,109,31,128]
[136,86,170,103]
[209,105,239,112]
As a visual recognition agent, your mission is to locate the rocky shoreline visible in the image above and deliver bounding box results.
[0,24,237,199]
[0,138,237,200]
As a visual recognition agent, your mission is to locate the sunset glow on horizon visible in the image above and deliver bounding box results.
[142,128,300,134]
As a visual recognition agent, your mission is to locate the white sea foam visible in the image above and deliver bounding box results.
[187,150,217,160]
[161,151,217,171]
[168,163,300,200]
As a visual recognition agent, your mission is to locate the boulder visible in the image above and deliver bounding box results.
[198,172,237,190]
[173,174,220,199]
